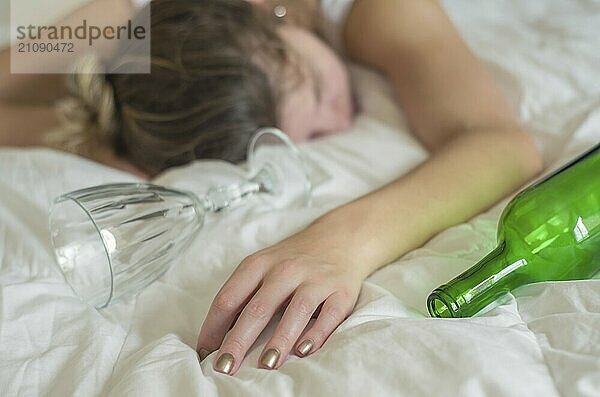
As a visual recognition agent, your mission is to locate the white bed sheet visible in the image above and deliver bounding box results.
[1,1,599,396]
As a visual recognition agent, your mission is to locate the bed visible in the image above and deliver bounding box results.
[1,0,599,395]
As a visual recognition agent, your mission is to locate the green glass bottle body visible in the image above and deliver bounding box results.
[428,142,600,318]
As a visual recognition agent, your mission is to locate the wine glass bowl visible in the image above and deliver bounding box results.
[49,183,205,308]
[48,128,313,309]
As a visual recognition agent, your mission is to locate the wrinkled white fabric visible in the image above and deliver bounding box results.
[1,1,600,396]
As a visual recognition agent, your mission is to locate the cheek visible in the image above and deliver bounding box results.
[310,62,354,135]
[282,114,311,141]
[278,85,320,142]
[279,65,353,142]
[275,27,355,140]
[306,43,355,133]
[322,62,353,113]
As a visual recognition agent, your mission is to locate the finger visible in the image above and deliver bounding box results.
[312,302,323,318]
[258,284,329,370]
[275,292,319,318]
[294,291,355,358]
[196,255,269,358]
[227,310,243,331]
[213,278,296,375]
[278,295,293,313]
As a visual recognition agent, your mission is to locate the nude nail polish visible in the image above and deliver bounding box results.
[260,348,280,369]
[198,348,211,362]
[215,353,234,374]
[297,339,314,357]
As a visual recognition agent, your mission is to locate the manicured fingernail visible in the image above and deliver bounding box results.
[260,348,280,369]
[198,348,211,362]
[297,339,314,357]
[215,353,234,374]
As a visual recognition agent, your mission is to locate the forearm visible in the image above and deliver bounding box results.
[0,104,59,146]
[0,48,68,104]
[330,0,543,278]
[310,129,542,280]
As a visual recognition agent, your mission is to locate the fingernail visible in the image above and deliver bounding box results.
[198,348,211,362]
[297,339,314,357]
[260,348,280,369]
[215,353,235,374]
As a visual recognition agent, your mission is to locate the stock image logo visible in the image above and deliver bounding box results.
[16,20,148,47]
[10,1,151,74]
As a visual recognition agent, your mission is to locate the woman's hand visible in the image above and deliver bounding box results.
[196,219,364,375]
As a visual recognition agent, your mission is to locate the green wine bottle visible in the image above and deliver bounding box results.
[428,142,600,318]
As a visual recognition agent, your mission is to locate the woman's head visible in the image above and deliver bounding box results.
[275,24,355,141]
[60,0,355,175]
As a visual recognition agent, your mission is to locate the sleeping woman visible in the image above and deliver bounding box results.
[0,0,543,375]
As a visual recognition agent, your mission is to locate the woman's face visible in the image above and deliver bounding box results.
[274,25,358,142]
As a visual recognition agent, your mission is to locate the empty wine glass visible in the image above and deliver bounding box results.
[48,128,312,309]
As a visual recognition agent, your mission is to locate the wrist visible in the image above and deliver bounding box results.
[307,202,386,280]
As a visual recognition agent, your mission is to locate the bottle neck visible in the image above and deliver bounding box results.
[428,241,527,318]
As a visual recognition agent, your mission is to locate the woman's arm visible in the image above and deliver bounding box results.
[333,0,543,276]
[0,101,149,178]
[0,0,149,178]
[197,0,543,375]
[0,104,60,146]
[0,0,137,104]
[345,0,538,153]
[0,0,137,142]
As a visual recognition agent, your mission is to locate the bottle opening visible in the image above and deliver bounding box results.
[427,291,456,318]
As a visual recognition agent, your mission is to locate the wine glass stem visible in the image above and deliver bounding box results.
[202,180,262,213]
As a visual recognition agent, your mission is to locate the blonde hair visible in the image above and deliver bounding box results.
[46,0,304,173]
[44,54,118,161]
